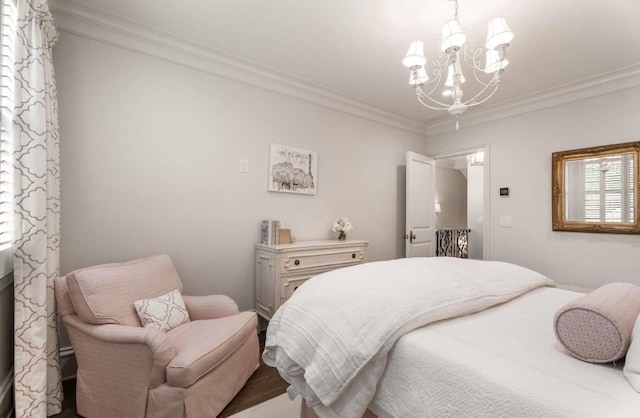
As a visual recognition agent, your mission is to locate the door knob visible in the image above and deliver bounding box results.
[410,232,417,243]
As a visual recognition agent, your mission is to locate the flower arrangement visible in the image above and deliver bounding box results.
[332,217,353,240]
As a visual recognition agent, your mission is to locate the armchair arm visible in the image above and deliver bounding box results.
[182,294,239,320]
[63,315,175,388]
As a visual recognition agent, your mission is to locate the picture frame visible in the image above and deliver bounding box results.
[268,143,318,195]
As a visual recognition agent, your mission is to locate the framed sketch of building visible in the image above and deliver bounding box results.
[268,144,317,195]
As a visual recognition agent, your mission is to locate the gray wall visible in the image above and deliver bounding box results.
[0,273,13,417]
[427,85,640,288]
[54,32,428,312]
[435,167,467,230]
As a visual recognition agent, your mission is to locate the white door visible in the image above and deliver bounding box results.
[406,151,436,257]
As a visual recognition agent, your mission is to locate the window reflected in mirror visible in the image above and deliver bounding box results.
[552,142,640,233]
[564,154,634,223]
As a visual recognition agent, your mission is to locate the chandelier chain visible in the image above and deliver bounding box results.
[453,0,459,21]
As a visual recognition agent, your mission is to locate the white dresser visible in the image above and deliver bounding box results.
[255,239,368,320]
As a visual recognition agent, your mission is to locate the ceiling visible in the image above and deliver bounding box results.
[50,0,640,126]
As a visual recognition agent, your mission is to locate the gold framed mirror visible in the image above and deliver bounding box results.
[552,141,640,233]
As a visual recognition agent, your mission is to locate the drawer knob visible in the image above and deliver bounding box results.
[294,259,300,266]
[352,253,356,259]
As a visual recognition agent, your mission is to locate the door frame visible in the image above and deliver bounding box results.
[428,143,491,260]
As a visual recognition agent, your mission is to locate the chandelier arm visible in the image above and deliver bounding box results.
[421,70,446,98]
[470,66,494,88]
[463,46,484,71]
[465,81,500,108]
[421,54,451,97]
[416,95,450,111]
[461,68,502,106]
[417,92,453,108]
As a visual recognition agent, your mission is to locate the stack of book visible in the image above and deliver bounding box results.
[261,220,281,245]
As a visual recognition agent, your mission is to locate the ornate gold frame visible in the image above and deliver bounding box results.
[552,141,640,234]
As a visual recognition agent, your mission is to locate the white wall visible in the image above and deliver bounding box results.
[54,32,427,312]
[435,167,467,230]
[427,86,640,288]
[467,163,484,259]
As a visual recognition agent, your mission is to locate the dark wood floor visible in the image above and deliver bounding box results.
[53,332,288,418]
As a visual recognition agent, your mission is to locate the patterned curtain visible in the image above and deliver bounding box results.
[12,0,62,416]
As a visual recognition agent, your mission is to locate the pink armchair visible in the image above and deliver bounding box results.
[55,254,259,418]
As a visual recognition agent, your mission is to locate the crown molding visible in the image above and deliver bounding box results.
[426,64,640,136]
[49,0,429,136]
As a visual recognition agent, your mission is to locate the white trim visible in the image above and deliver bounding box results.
[48,1,640,138]
[426,64,640,135]
[0,367,13,416]
[49,1,430,136]
[0,272,12,293]
[430,143,492,261]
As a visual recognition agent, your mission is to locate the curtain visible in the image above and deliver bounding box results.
[12,0,61,416]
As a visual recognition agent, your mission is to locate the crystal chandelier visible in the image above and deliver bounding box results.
[402,0,514,130]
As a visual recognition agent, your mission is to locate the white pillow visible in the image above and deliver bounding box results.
[624,314,640,392]
[134,289,190,332]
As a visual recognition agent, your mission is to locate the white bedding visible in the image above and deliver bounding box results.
[370,287,640,418]
[263,257,555,418]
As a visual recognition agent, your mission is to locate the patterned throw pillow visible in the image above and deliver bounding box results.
[134,289,191,332]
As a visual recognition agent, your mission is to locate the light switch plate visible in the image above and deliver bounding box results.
[240,159,249,173]
[499,216,512,227]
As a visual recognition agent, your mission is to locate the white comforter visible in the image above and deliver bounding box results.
[262,257,556,418]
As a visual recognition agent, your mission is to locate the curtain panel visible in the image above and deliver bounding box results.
[12,0,62,416]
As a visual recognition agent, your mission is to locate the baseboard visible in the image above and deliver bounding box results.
[0,368,13,418]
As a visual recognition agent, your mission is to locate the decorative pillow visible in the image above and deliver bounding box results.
[624,314,640,392]
[554,282,640,363]
[134,289,191,332]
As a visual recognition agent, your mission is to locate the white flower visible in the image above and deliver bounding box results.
[331,217,354,232]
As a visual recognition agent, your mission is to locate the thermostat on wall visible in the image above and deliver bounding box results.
[500,187,509,196]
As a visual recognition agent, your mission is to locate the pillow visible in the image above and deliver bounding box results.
[134,289,191,332]
[624,314,640,392]
[554,282,640,363]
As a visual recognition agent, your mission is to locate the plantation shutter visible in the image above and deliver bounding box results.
[583,155,634,223]
[0,0,15,261]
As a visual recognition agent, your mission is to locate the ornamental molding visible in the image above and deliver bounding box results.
[426,64,640,135]
[48,1,640,138]
[49,0,430,136]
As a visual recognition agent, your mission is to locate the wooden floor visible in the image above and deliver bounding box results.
[53,332,289,418]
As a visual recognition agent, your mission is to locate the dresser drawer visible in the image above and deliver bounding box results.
[255,239,368,320]
[281,248,365,276]
[281,276,313,300]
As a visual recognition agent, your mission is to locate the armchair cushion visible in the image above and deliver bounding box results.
[66,254,183,326]
[165,311,258,387]
[135,289,191,332]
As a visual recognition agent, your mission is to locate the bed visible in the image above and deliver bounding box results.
[263,257,640,418]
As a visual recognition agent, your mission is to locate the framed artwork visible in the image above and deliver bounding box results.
[268,143,318,195]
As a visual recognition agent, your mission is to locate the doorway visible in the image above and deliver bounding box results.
[432,145,490,260]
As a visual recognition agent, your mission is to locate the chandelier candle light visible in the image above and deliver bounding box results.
[402,0,514,130]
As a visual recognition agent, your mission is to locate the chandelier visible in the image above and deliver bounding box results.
[402,0,514,130]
